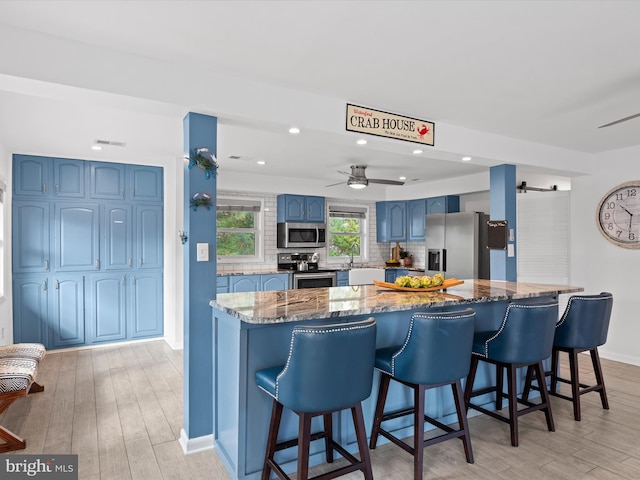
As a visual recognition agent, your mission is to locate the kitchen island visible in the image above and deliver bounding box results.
[210,280,582,480]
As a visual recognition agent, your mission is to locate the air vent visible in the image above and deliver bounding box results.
[228,155,242,160]
[95,139,127,147]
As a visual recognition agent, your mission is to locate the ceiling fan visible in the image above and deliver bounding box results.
[326,165,405,189]
[598,112,640,128]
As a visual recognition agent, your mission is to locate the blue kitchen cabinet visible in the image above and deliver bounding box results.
[129,165,163,202]
[376,201,407,242]
[336,270,349,286]
[49,275,85,348]
[103,204,133,270]
[130,272,164,338]
[426,195,460,215]
[135,204,163,269]
[90,162,126,199]
[54,203,100,272]
[385,269,409,283]
[12,276,49,346]
[87,273,127,343]
[13,156,85,198]
[277,194,325,223]
[53,158,85,198]
[230,275,261,292]
[261,274,289,291]
[12,201,51,274]
[408,198,426,241]
[217,275,230,294]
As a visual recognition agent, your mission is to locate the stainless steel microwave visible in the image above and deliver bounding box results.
[277,222,326,248]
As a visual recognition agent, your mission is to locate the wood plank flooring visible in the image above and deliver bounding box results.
[2,340,640,479]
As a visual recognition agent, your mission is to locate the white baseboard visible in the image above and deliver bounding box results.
[179,429,214,455]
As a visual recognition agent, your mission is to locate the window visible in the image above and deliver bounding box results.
[327,205,367,263]
[216,197,263,263]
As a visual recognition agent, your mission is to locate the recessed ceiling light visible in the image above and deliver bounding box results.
[462,156,472,162]
[413,149,423,155]
[257,160,266,165]
[357,139,367,145]
[289,127,300,134]
[399,176,406,180]
[91,145,102,151]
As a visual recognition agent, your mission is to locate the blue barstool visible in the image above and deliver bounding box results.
[256,317,376,480]
[463,298,558,447]
[369,308,476,480]
[524,292,613,421]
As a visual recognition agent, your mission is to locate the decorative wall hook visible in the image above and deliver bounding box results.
[190,192,214,211]
[185,147,218,179]
[178,230,188,245]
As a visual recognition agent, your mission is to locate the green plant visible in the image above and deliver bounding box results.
[399,251,410,259]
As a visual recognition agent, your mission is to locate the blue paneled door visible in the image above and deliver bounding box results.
[13,155,49,197]
[129,166,163,202]
[50,275,85,348]
[55,203,100,272]
[261,274,288,291]
[90,162,126,199]
[87,273,127,343]
[408,199,426,242]
[103,204,133,270]
[12,201,51,274]
[130,272,163,338]
[305,196,325,223]
[12,276,49,346]
[53,158,85,198]
[230,275,260,292]
[388,201,407,241]
[135,205,163,269]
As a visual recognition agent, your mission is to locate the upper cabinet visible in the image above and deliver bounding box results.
[90,163,126,199]
[277,194,325,223]
[129,166,163,202]
[377,195,460,242]
[13,155,85,198]
[426,195,460,215]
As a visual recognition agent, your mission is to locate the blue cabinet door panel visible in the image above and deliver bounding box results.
[13,155,49,197]
[129,166,163,202]
[261,274,288,291]
[388,202,407,240]
[408,199,426,241]
[230,275,260,292]
[103,204,133,270]
[54,158,85,197]
[55,203,100,271]
[217,275,230,294]
[13,201,50,273]
[305,196,325,223]
[12,276,48,346]
[50,275,85,348]
[135,205,163,269]
[90,163,125,199]
[130,273,163,338]
[88,274,127,343]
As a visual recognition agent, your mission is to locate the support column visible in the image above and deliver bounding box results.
[490,164,517,281]
[180,112,217,453]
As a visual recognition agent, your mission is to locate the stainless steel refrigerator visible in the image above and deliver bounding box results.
[425,212,490,279]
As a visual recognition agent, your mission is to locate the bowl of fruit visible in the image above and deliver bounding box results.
[374,273,464,292]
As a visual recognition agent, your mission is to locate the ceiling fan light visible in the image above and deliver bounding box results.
[348,177,368,189]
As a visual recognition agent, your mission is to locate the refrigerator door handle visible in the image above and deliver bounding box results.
[442,248,446,273]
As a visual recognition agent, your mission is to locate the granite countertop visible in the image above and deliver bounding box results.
[210,279,583,324]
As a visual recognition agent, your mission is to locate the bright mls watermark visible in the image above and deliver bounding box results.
[0,455,78,479]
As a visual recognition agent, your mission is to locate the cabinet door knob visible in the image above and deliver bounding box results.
[95,259,100,270]
[132,275,136,285]
[55,184,60,194]
[131,188,135,198]
[42,183,47,195]
[44,260,49,271]
[139,258,143,267]
[120,187,124,197]
[42,280,47,291]
[128,258,132,267]
[55,279,59,290]
[121,276,125,286]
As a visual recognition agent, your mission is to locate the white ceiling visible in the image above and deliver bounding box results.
[1,1,639,195]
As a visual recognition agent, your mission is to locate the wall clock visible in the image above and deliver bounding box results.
[596,181,640,249]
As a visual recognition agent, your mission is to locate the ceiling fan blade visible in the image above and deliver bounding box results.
[325,181,345,187]
[598,112,640,128]
[337,170,352,177]
[368,178,405,186]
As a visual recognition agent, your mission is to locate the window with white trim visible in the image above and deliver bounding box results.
[216,197,263,263]
[327,205,368,263]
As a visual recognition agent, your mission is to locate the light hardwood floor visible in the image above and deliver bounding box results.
[2,340,640,479]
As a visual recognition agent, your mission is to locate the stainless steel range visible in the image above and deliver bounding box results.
[277,252,337,289]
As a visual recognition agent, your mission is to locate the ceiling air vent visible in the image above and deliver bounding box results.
[95,139,127,147]
[228,155,242,160]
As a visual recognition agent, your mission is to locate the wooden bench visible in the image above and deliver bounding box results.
[0,343,46,453]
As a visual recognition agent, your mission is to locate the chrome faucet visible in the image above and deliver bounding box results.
[349,243,360,268]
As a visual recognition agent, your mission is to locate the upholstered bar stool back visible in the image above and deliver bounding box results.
[464,297,558,447]
[526,292,613,421]
[369,308,476,480]
[256,317,376,480]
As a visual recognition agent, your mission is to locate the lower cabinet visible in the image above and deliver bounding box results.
[336,271,349,286]
[218,273,289,294]
[14,272,163,349]
[384,269,409,283]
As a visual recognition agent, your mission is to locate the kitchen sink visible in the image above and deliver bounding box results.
[348,268,385,286]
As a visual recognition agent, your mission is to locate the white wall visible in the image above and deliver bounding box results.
[0,142,11,346]
[570,145,640,365]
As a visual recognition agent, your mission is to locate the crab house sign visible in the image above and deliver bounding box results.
[346,104,434,146]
